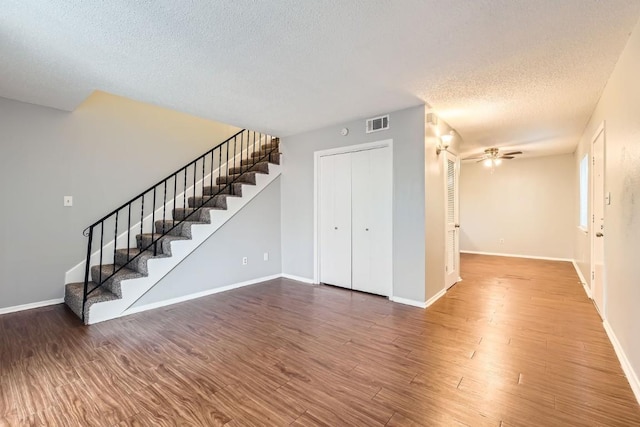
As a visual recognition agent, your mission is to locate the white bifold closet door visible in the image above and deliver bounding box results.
[319,145,392,296]
[319,153,352,289]
[351,147,392,295]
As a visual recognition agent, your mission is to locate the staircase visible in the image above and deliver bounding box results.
[64,130,281,324]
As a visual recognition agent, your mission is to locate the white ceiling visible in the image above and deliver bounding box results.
[2,1,640,157]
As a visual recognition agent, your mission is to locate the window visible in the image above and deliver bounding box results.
[579,154,589,230]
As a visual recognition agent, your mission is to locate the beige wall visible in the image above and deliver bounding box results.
[574,16,640,388]
[460,154,575,259]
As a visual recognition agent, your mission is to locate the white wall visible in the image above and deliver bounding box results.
[574,15,640,395]
[460,154,575,260]
[280,105,428,302]
[131,178,282,307]
[0,91,282,309]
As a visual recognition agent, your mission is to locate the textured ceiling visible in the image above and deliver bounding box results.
[2,0,640,157]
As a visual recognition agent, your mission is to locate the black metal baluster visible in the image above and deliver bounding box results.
[99,222,104,286]
[152,187,157,255]
[218,146,222,195]
[192,161,196,211]
[127,204,131,261]
[183,167,187,213]
[140,194,145,257]
[113,211,119,275]
[173,173,177,227]
[202,155,206,209]
[82,227,94,322]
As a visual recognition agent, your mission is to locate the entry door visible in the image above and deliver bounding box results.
[591,128,605,316]
[319,153,352,288]
[444,152,460,289]
[351,146,392,296]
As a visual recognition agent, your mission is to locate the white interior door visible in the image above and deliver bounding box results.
[444,152,460,289]
[319,153,352,288]
[351,147,392,296]
[591,128,605,316]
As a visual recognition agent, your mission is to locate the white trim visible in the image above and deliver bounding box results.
[280,273,315,284]
[460,250,572,262]
[123,274,282,316]
[313,139,394,290]
[603,320,640,405]
[390,288,446,310]
[572,260,592,299]
[390,296,427,309]
[0,298,64,315]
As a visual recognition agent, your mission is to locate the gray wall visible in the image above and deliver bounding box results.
[280,105,427,302]
[132,178,282,307]
[460,154,576,259]
[0,92,243,309]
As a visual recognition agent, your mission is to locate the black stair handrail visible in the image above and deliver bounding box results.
[81,129,279,321]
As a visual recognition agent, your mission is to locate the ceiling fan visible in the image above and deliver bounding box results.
[463,148,523,167]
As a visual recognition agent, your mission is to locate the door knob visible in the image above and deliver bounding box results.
[596,232,604,237]
[455,224,460,228]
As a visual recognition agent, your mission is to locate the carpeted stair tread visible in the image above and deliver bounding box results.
[229,161,269,175]
[251,150,281,159]
[203,183,244,196]
[90,264,145,297]
[187,194,237,210]
[260,142,279,150]
[114,248,168,275]
[173,206,224,221]
[64,282,119,324]
[242,153,280,165]
[155,219,205,238]
[136,233,188,256]
[216,172,257,185]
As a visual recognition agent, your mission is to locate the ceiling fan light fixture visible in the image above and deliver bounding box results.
[494,158,502,166]
[483,158,493,167]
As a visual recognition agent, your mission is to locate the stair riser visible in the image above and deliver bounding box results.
[155,220,197,238]
[203,183,243,197]
[229,161,269,175]
[136,235,175,255]
[242,153,280,165]
[89,266,136,297]
[216,174,256,186]
[187,195,228,210]
[251,150,280,158]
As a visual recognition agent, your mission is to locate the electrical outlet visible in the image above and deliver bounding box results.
[63,196,73,207]
[499,238,505,244]
[263,252,269,261]
[242,257,248,265]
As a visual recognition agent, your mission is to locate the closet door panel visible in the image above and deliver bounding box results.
[319,153,352,288]
[352,146,392,296]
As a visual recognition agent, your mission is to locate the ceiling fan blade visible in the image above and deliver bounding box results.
[463,155,485,160]
[475,159,486,163]
[502,151,523,156]
[500,156,515,159]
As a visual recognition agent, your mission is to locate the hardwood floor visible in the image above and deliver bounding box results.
[1,254,639,426]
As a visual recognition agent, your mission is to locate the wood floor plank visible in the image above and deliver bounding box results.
[0,255,639,425]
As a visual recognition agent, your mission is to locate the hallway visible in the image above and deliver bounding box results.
[0,254,639,425]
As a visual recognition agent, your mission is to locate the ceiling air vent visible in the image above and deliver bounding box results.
[366,115,389,133]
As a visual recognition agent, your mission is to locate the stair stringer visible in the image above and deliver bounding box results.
[86,163,281,324]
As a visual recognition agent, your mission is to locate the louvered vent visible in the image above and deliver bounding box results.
[365,115,389,133]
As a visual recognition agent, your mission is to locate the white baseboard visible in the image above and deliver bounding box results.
[603,319,640,405]
[390,296,427,308]
[280,273,315,284]
[0,298,64,315]
[124,274,282,316]
[572,260,592,299]
[460,250,572,262]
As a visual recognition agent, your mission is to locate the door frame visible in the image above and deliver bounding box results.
[590,121,606,317]
[313,139,394,294]
[443,151,461,289]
